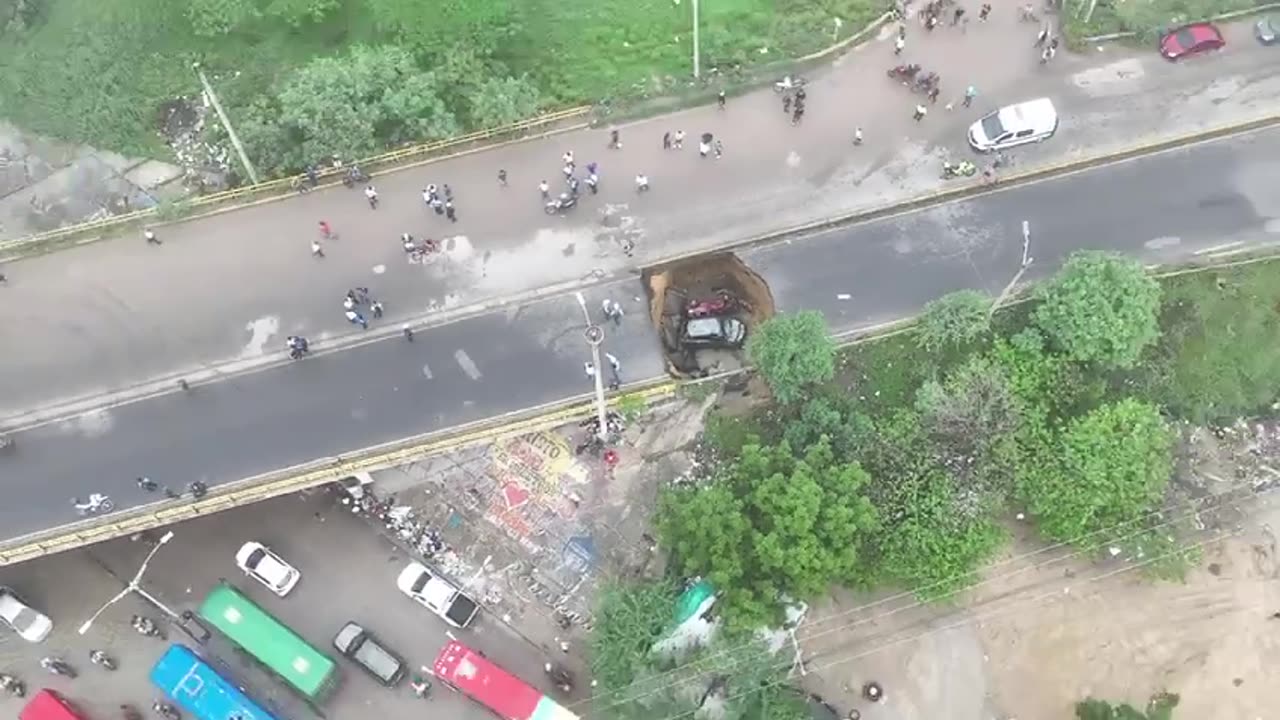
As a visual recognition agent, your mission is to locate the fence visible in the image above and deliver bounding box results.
[0,106,591,256]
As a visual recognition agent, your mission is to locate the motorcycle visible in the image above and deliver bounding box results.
[912,72,939,93]
[72,493,114,516]
[941,160,977,179]
[119,704,145,720]
[886,63,921,82]
[132,614,164,639]
[544,193,577,215]
[0,673,25,698]
[410,675,433,699]
[0,433,13,454]
[544,662,574,694]
[686,290,744,318]
[89,649,117,671]
[341,165,370,188]
[286,336,310,360]
[153,700,180,720]
[40,657,77,678]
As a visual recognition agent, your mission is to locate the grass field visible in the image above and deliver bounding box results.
[1060,0,1260,40]
[0,0,884,158]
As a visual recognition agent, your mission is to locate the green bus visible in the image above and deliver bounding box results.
[198,582,339,702]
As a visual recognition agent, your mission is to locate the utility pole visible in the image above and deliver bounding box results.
[692,0,702,79]
[193,62,260,185]
[991,220,1034,317]
[574,292,611,441]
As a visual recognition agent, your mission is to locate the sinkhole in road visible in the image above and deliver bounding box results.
[642,252,776,378]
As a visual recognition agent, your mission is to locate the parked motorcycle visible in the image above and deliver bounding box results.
[0,673,26,698]
[40,657,77,678]
[153,700,180,720]
[941,160,977,179]
[341,165,370,188]
[544,193,577,215]
[886,63,921,82]
[89,649,117,671]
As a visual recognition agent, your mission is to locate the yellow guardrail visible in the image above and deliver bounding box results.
[0,106,592,255]
[0,381,676,566]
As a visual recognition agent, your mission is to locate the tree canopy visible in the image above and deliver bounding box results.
[747,311,836,405]
[657,438,878,627]
[916,289,992,354]
[1033,251,1161,369]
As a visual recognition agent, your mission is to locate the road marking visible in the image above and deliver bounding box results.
[454,350,482,380]
[1206,247,1256,260]
[1195,241,1245,256]
[421,363,433,379]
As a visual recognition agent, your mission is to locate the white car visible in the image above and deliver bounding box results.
[968,97,1058,152]
[0,586,54,642]
[235,542,301,597]
[395,562,479,628]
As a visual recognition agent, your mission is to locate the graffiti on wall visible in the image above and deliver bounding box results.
[483,432,590,550]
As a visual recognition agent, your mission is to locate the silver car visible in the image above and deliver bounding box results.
[1256,16,1279,45]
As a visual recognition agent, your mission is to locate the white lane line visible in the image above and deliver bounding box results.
[1206,247,1256,260]
[421,363,434,379]
[1195,241,1245,256]
[454,350,483,380]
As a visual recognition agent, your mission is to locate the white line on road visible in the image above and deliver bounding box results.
[454,350,482,380]
[1206,247,1257,260]
[1195,241,1245,255]
[421,363,433,379]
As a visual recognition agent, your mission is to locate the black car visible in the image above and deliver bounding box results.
[333,621,406,686]
[680,316,747,349]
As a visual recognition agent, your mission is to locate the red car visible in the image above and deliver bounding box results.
[1160,22,1226,60]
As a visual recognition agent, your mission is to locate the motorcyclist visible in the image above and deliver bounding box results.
[89,649,116,670]
[410,675,432,699]
[0,672,25,697]
[132,614,158,636]
[153,700,179,720]
[41,657,75,677]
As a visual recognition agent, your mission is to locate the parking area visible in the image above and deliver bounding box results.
[0,490,563,719]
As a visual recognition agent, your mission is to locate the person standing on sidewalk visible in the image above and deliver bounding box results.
[895,32,905,55]
[792,102,805,125]
[144,228,161,246]
[602,298,624,325]
[913,104,927,121]
[978,3,991,21]
[673,130,685,149]
[311,239,325,258]
[445,201,457,223]
[539,179,550,199]
[635,174,650,192]
[853,127,864,145]
[605,352,622,390]
[364,185,379,209]
[609,129,622,149]
[717,90,726,109]
[952,6,965,25]
[663,131,672,150]
[928,85,941,104]
[498,169,508,186]
[963,85,977,107]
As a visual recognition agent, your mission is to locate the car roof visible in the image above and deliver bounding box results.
[1170,21,1223,42]
[999,97,1056,128]
[238,542,290,577]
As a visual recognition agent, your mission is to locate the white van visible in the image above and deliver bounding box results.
[968,98,1058,152]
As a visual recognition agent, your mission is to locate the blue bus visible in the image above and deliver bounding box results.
[150,644,279,720]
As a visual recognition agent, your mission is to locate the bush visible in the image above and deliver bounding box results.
[1033,252,1161,369]
[916,289,992,354]
[468,75,542,128]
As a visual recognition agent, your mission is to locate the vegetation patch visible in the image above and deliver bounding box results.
[0,0,886,169]
[1061,0,1259,41]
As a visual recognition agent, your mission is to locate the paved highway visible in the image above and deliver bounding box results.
[4,127,1280,545]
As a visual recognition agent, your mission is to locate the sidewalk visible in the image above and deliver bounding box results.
[1,16,1278,423]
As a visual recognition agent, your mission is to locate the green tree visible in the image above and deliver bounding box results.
[916,289,992,354]
[1020,398,1173,542]
[276,45,459,162]
[1076,692,1179,720]
[365,0,517,54]
[1033,251,1162,369]
[781,394,873,461]
[915,356,1018,459]
[747,311,836,405]
[469,75,542,128]
[658,438,879,628]
[187,0,260,36]
[590,580,678,695]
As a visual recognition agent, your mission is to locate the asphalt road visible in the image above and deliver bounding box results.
[0,282,665,540]
[4,127,1280,546]
[0,492,559,720]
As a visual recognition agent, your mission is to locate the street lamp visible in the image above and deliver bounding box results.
[990,220,1035,317]
[574,292,611,441]
[78,530,179,635]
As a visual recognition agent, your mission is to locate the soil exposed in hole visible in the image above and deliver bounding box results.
[642,253,776,377]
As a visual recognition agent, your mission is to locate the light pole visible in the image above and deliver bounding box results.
[193,62,260,185]
[78,531,179,635]
[692,0,701,79]
[574,292,611,441]
[990,220,1034,317]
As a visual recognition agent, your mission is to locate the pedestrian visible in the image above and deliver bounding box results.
[144,228,161,246]
[189,481,208,499]
[318,220,332,239]
[894,34,905,54]
[371,300,384,319]
[602,298,624,325]
[422,188,433,207]
[364,185,379,209]
[0,270,7,284]
[539,180,550,199]
[1050,36,1060,52]
[586,173,599,194]
[605,352,622,390]
[563,162,575,179]
[783,93,792,114]
[444,184,454,201]
[1036,26,1049,46]
[609,129,622,149]
[926,12,937,30]
[445,202,457,222]
[498,169,508,186]
[853,127,864,145]
[964,85,977,107]
[673,130,685,149]
[567,176,580,196]
[713,140,724,159]
[699,138,710,158]
[717,90,726,109]
[913,104,927,121]
[562,150,575,167]
[584,361,596,380]
[792,103,805,125]
[355,286,371,303]
[402,324,415,342]
[979,3,991,20]
[136,477,158,492]
[343,293,356,311]
[663,131,672,150]
[1040,44,1052,63]
[635,173,650,192]
[952,6,965,25]
[346,309,368,329]
[928,85,940,104]
[311,239,325,258]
